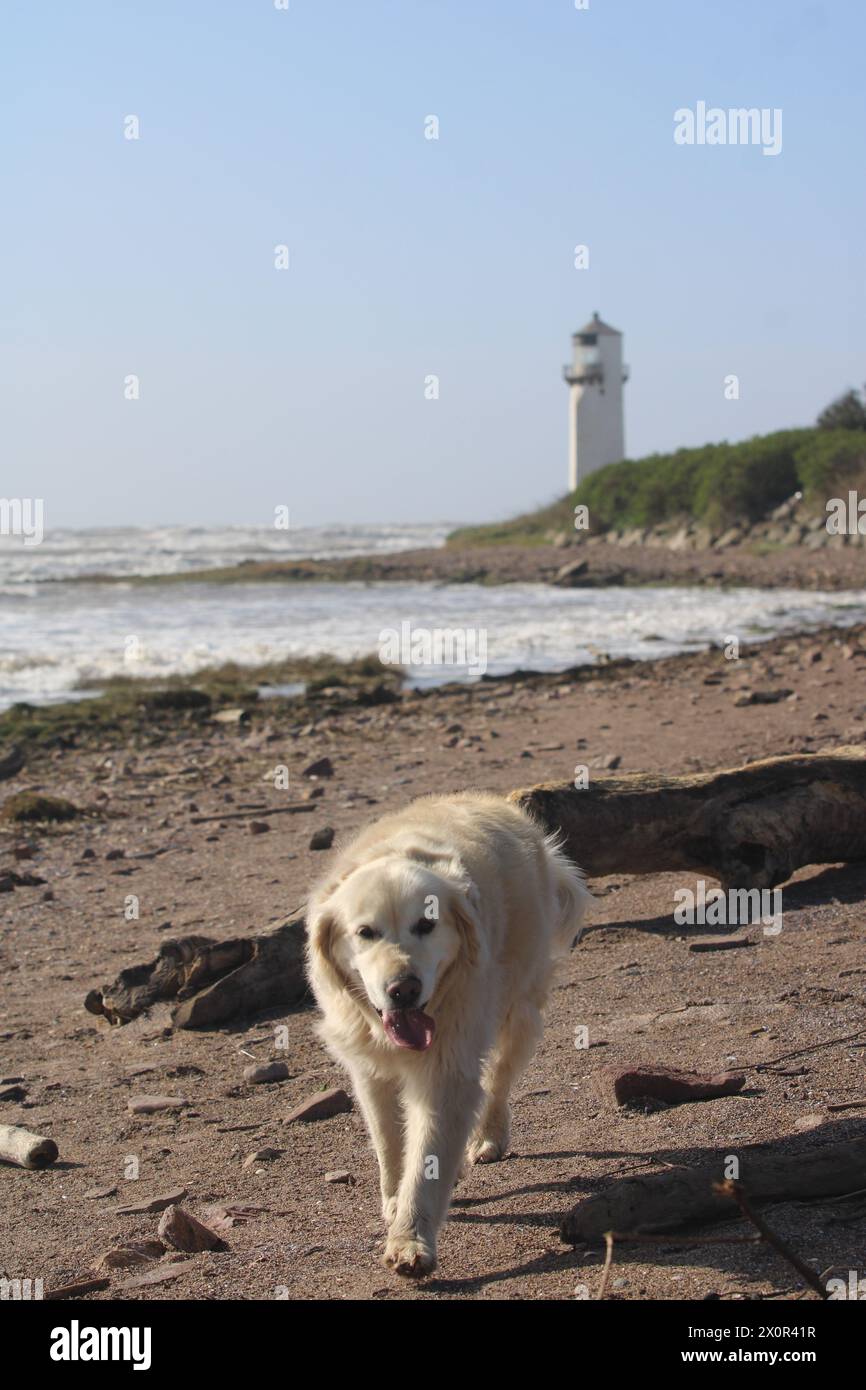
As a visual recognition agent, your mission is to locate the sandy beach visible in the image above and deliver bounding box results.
[2,618,865,1300]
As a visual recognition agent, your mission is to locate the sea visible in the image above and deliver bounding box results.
[1,523,864,710]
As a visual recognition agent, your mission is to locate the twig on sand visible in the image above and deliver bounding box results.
[595,1227,763,1301]
[751,1028,866,1073]
[190,804,315,824]
[597,1232,616,1301]
[716,1180,828,1300]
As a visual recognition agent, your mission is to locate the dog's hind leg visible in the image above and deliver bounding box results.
[348,1066,404,1222]
[468,1000,544,1164]
[383,1071,483,1278]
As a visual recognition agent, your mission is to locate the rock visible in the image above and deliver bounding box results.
[0,1084,27,1101]
[213,707,251,725]
[284,1087,353,1125]
[0,745,25,781]
[204,1203,268,1232]
[553,559,589,587]
[143,688,211,713]
[242,1147,283,1169]
[354,683,399,707]
[105,848,125,861]
[157,1204,227,1252]
[604,1064,746,1107]
[84,1184,118,1199]
[115,1188,188,1215]
[601,753,621,770]
[303,757,334,779]
[119,1266,186,1291]
[324,1169,355,1185]
[734,689,793,706]
[249,820,271,834]
[2,792,82,824]
[96,1239,166,1270]
[45,1276,111,1300]
[243,1061,290,1085]
[128,1095,191,1114]
[309,826,335,851]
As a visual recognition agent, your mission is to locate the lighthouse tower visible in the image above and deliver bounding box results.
[563,313,628,492]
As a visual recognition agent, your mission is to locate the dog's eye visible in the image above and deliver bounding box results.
[413,917,436,936]
[356,925,379,941]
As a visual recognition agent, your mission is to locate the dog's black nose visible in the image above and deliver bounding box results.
[385,974,422,1008]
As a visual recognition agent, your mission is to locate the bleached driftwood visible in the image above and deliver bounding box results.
[0,1123,58,1169]
[510,747,866,890]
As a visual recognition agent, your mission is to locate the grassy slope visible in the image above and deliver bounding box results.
[448,428,866,547]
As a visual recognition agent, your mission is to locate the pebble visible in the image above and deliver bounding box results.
[242,1147,283,1169]
[157,1204,227,1252]
[303,757,334,779]
[128,1095,191,1114]
[243,1061,290,1085]
[283,1087,352,1124]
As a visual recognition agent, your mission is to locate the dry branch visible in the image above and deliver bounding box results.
[510,746,866,889]
[84,919,308,1029]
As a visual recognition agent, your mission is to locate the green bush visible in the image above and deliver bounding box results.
[795,430,866,500]
[449,426,866,546]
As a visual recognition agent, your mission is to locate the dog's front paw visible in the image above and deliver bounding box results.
[468,1136,506,1164]
[382,1232,436,1279]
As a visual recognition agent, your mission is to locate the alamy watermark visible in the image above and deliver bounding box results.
[0,497,44,545]
[826,491,866,535]
[379,621,488,678]
[673,879,782,935]
[674,102,782,157]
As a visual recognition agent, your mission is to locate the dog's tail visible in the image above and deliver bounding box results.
[545,831,593,955]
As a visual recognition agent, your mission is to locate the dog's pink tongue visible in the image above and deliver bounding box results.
[382,1008,435,1051]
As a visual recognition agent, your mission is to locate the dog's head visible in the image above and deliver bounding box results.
[307,856,480,1052]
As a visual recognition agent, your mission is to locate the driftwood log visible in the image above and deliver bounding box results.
[561,1131,866,1242]
[84,920,308,1030]
[510,746,866,890]
[85,748,866,1030]
[0,1123,58,1169]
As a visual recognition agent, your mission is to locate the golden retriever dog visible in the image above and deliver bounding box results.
[306,792,590,1278]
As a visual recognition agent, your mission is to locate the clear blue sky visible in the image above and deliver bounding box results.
[3,0,864,529]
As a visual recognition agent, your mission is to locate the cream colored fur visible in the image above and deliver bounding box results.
[305,792,590,1278]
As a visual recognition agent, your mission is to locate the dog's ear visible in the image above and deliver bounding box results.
[306,899,351,993]
[448,877,482,968]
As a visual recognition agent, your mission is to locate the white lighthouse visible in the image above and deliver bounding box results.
[563,312,628,492]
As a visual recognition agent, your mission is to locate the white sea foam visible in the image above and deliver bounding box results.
[1,563,864,709]
[0,521,455,584]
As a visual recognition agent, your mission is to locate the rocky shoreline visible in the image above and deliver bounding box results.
[61,535,866,593]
